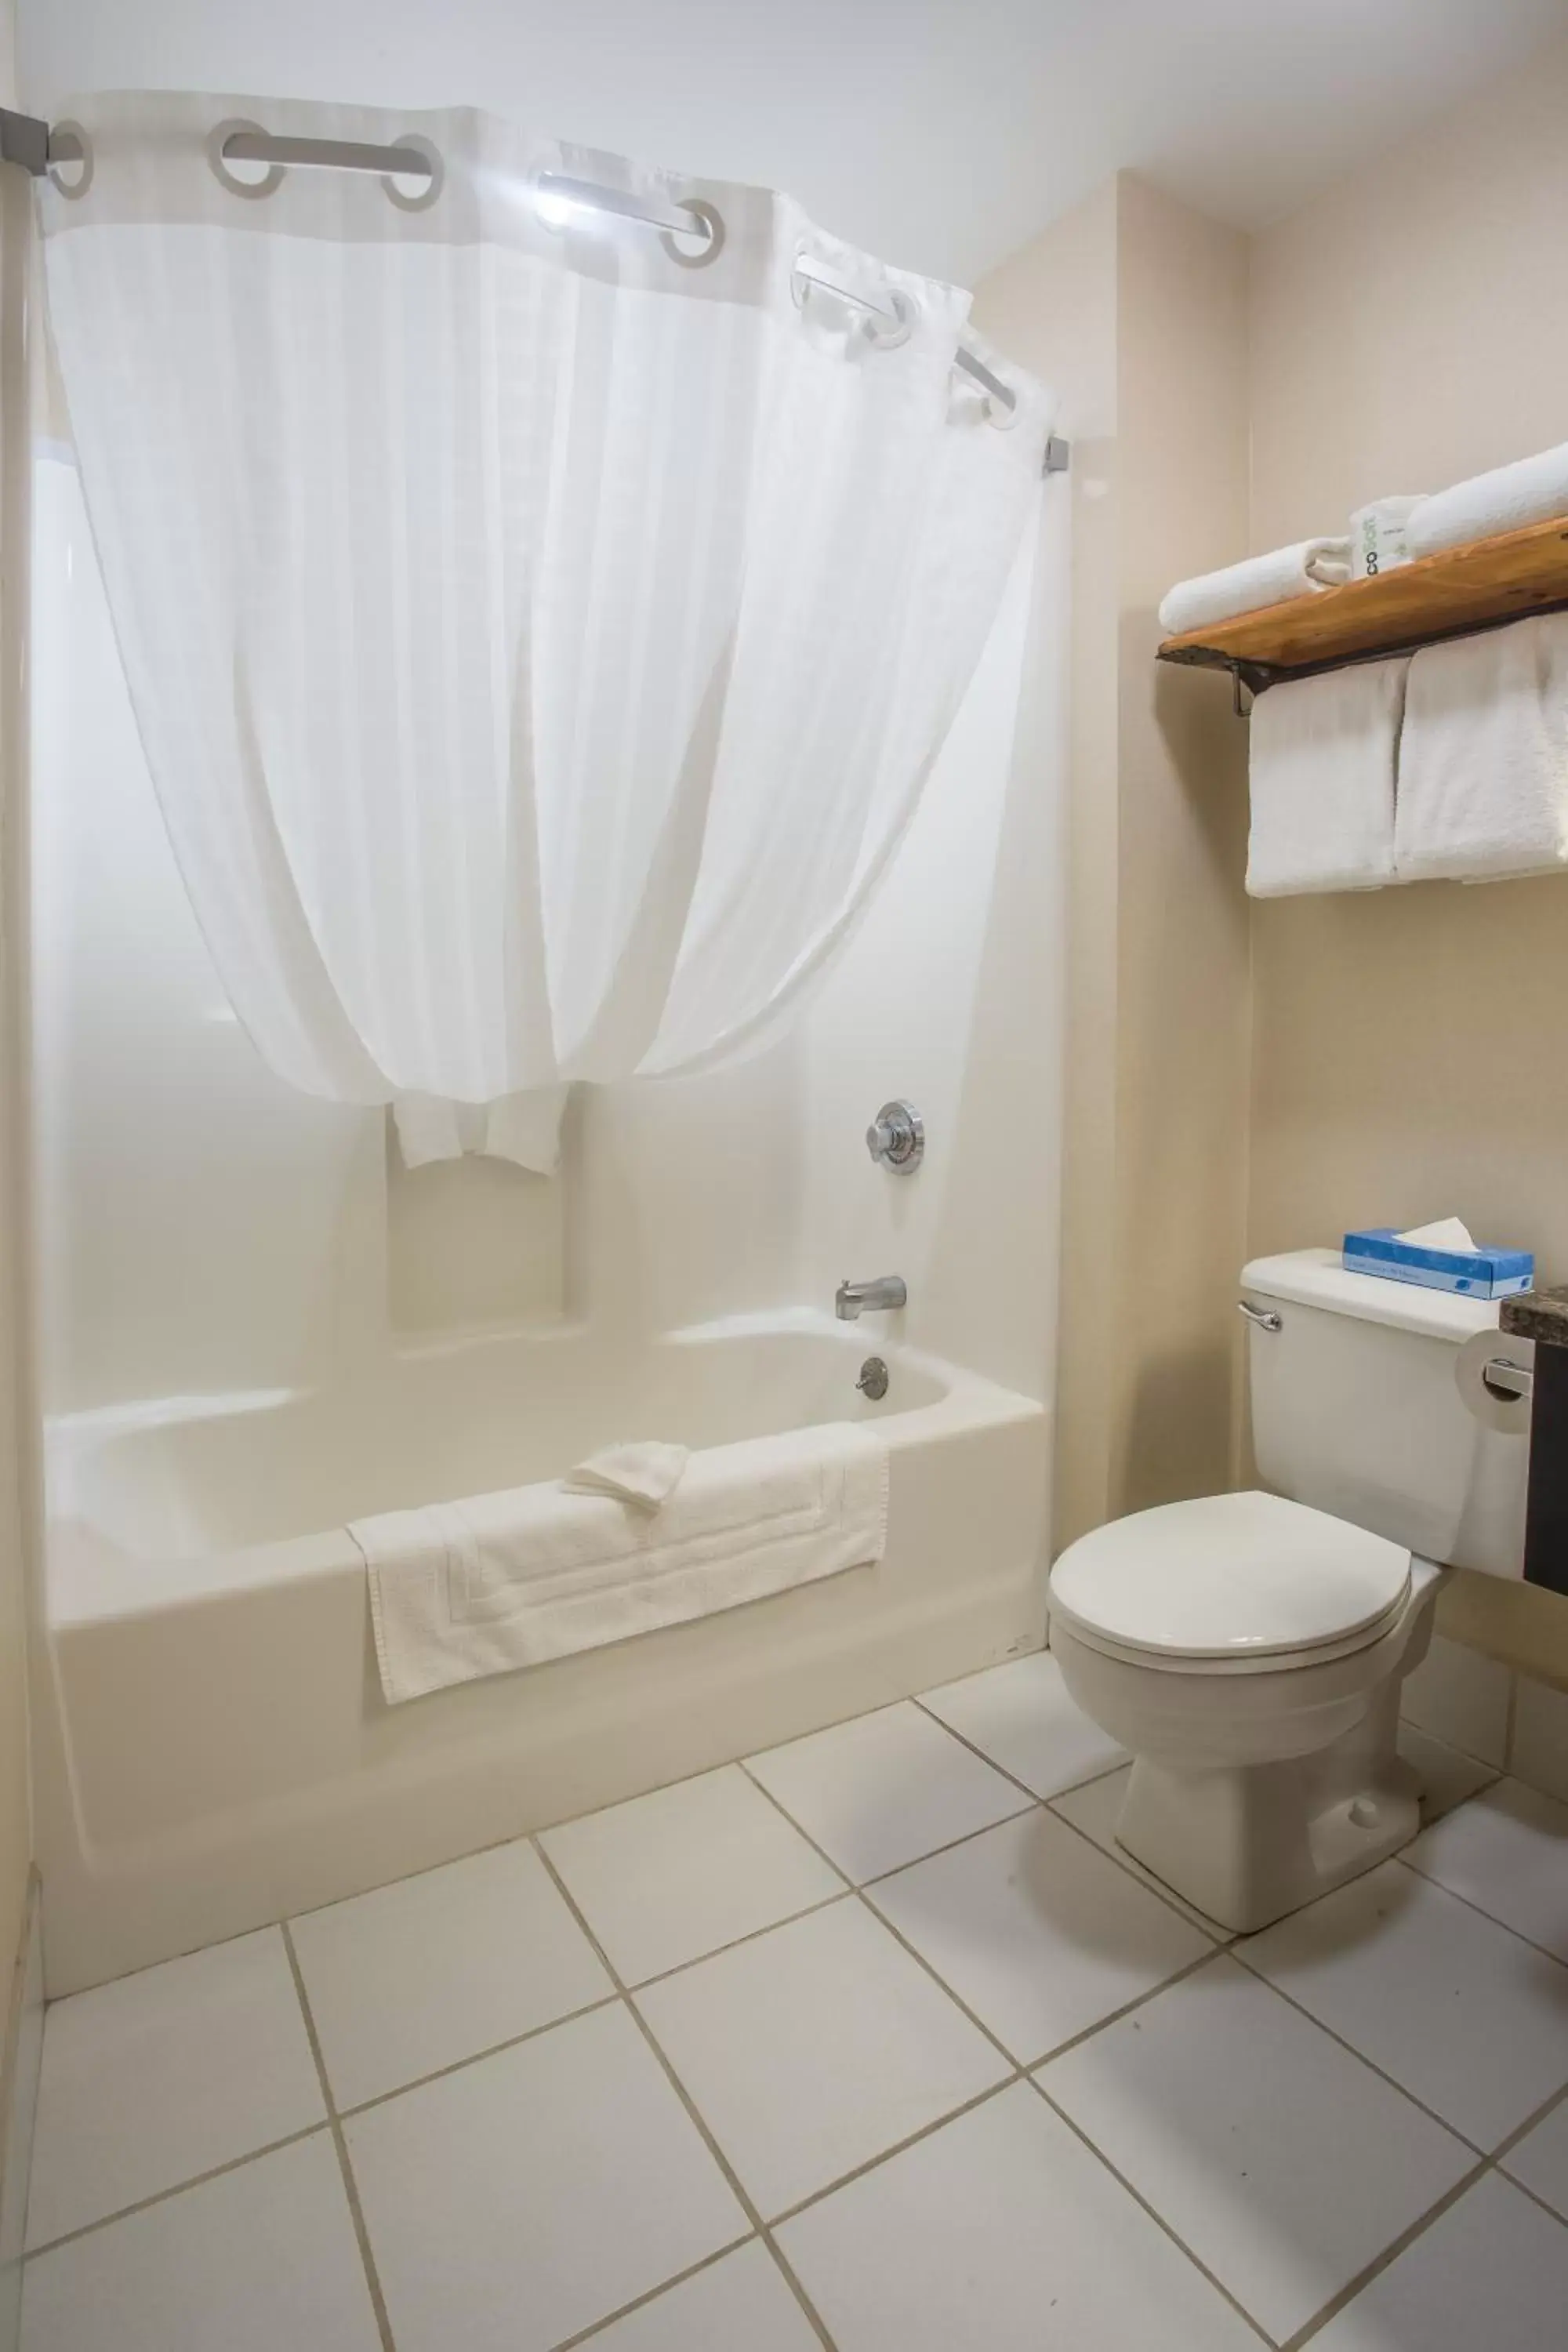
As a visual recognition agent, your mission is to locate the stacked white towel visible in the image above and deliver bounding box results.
[1159,540,1352,637]
[354,1421,888,1704]
[1245,657,1408,898]
[1394,615,1568,884]
[1408,444,1568,561]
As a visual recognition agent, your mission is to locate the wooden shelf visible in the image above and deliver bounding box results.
[1157,514,1568,694]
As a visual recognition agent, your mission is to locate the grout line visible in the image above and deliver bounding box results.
[20,2122,329,2264]
[1283,2063,1568,2352]
[853,1798,1039,1889]
[733,1738,1276,2337]
[762,2077,1025,2232]
[624,1890,855,1992]
[336,1989,623,2121]
[1026,2072,1276,2348]
[549,2233,758,2350]
[906,1683,1130,1809]
[1221,1933,1491,2162]
[1281,2152,1491,2350]
[1040,1784,1237,1945]
[528,1837,840,2351]
[1392,1844,1568,1971]
[281,1920,397,2352]
[732,1764,1023,2072]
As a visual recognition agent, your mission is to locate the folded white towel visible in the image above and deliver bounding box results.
[1394,615,1568,884]
[1159,541,1352,637]
[354,1421,888,1704]
[1246,656,1408,898]
[1408,444,1568,561]
[392,1086,569,1178]
[563,1441,690,1512]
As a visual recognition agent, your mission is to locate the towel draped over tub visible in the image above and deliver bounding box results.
[351,1421,890,1704]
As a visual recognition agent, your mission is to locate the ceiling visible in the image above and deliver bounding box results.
[21,0,1568,284]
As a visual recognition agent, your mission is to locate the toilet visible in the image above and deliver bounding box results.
[1047,1247,1533,1933]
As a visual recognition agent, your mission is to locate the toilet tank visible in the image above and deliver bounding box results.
[1241,1248,1530,1575]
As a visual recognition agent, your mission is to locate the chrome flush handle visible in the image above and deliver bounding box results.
[1237,1300,1283,1334]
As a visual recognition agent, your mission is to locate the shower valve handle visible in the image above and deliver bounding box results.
[865,1100,924,1172]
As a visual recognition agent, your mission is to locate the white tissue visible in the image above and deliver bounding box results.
[1396,1218,1475,1254]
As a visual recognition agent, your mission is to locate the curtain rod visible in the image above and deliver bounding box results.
[0,108,1069,477]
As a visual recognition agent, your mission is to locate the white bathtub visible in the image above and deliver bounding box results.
[37,1312,1050,1993]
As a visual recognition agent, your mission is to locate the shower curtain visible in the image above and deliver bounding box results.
[36,94,1050,1158]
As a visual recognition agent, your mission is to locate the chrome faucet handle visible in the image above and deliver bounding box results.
[866,1099,924,1172]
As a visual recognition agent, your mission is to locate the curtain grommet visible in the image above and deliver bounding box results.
[660,199,724,270]
[863,287,918,351]
[207,118,285,201]
[47,121,93,201]
[382,136,444,213]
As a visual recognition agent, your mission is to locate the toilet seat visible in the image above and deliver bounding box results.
[1048,1490,1412,1676]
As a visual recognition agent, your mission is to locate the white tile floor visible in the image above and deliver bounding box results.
[19,1650,1568,2351]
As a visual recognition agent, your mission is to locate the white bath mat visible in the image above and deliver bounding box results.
[352,1422,888,1704]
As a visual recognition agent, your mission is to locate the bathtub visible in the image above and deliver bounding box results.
[36,1312,1050,1994]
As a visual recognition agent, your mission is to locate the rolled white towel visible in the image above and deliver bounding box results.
[1246,656,1407,899]
[1159,540,1352,637]
[1394,615,1568,884]
[563,1441,691,1511]
[1407,443,1568,560]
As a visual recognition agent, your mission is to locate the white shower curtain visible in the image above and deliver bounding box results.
[37,94,1049,1154]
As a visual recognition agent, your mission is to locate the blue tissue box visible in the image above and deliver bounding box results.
[1341,1229,1534,1299]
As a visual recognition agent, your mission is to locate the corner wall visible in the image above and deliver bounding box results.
[1247,26,1568,1686]
[974,173,1252,1553]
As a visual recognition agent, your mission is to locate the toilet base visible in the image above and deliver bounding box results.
[1113,1681,1423,1933]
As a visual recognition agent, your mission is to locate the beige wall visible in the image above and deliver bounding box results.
[976,174,1252,1552]
[0,0,34,1999]
[1247,27,1568,1681]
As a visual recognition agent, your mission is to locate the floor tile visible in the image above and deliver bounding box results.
[20,2133,379,2352]
[745,1701,1030,1882]
[1512,1677,1568,1806]
[587,2241,821,2350]
[290,1838,612,2109]
[1310,2172,1568,2351]
[778,2080,1260,2350]
[539,1766,844,1986]
[1397,1721,1499,1823]
[345,2002,746,2352]
[1048,1766,1229,1933]
[918,1650,1126,1798]
[1405,1778,1568,1958]
[1501,2092,1568,2221]
[635,1897,1008,2217]
[1243,1859,1568,2147]
[26,1929,324,2251]
[866,1807,1210,2062]
[1400,1633,1512,1765]
[1040,1953,1473,2343]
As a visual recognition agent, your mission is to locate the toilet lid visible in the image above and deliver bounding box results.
[1048,1491,1411,1662]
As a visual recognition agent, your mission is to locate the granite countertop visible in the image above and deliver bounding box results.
[1501,1287,1568,1345]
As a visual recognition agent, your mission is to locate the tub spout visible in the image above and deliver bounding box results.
[835,1275,907,1321]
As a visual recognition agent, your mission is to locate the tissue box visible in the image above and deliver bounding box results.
[1342,1229,1534,1298]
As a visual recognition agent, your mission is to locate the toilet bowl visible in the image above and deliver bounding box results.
[1046,1249,1532,1934]
[1049,1492,1442,1930]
